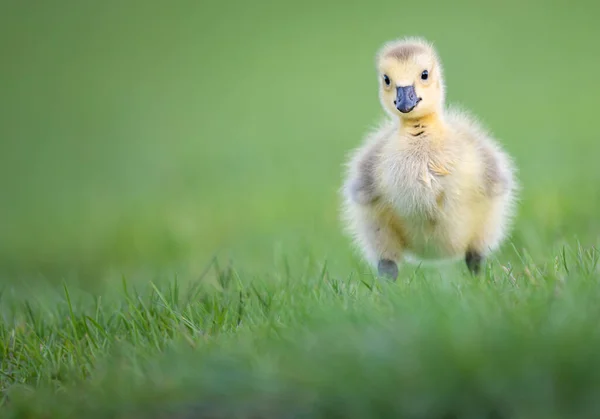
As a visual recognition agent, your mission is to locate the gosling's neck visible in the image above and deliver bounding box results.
[397,111,446,140]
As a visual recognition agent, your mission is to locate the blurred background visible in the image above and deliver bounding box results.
[1,0,599,287]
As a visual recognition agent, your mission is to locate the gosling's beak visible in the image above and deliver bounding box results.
[394,85,421,113]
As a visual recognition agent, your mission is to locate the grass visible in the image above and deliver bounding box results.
[2,0,600,417]
[3,246,600,418]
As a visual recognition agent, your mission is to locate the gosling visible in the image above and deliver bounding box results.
[341,37,518,280]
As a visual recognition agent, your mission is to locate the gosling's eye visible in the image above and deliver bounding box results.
[383,75,391,86]
[421,70,429,80]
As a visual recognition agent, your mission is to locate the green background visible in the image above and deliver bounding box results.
[1,0,600,416]
[2,0,598,279]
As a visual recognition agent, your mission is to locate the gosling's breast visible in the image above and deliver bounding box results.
[378,158,440,215]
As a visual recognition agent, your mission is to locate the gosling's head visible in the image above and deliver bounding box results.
[376,37,445,120]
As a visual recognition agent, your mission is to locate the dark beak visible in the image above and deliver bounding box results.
[394,85,421,113]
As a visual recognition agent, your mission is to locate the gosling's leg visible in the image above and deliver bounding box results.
[465,250,483,275]
[354,209,402,281]
[343,188,403,281]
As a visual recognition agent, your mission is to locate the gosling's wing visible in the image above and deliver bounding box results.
[342,118,396,205]
[445,106,516,198]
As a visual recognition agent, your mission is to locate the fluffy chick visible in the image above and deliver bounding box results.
[341,37,518,279]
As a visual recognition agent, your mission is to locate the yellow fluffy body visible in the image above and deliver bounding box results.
[341,37,518,277]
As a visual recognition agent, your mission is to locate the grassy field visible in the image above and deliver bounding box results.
[1,0,600,417]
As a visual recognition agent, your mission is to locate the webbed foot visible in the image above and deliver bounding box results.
[377,259,398,281]
[465,251,483,275]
